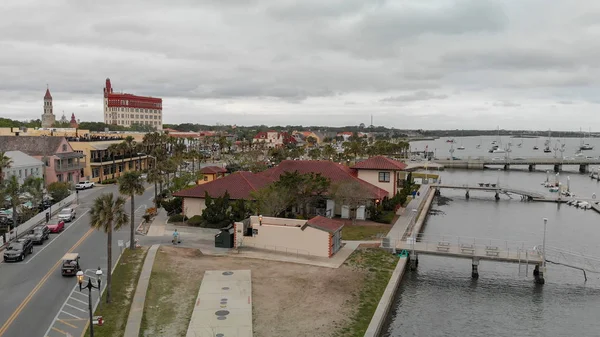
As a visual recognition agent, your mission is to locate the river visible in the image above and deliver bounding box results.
[381,137,600,337]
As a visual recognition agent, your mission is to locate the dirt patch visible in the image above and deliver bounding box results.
[140,246,390,337]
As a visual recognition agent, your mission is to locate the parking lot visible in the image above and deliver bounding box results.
[44,268,105,337]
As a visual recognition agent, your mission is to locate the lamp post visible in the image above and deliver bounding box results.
[258,215,263,226]
[542,218,547,273]
[77,267,103,337]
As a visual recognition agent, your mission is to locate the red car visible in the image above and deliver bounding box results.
[47,220,65,233]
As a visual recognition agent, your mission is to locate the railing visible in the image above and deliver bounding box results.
[541,246,600,274]
[90,154,147,163]
[54,163,86,172]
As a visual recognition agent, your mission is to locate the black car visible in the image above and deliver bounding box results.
[24,225,50,245]
[3,238,34,262]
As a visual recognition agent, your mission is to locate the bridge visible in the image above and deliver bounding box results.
[432,183,547,200]
[434,156,600,173]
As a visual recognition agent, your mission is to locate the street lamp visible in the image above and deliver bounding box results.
[542,218,548,273]
[77,267,103,337]
[258,215,263,226]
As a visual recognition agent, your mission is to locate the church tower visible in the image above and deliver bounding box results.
[41,86,55,128]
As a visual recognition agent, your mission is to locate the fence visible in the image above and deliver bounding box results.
[0,193,76,246]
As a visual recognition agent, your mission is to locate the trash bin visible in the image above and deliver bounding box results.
[215,225,234,248]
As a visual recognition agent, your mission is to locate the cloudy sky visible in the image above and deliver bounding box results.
[2,0,600,130]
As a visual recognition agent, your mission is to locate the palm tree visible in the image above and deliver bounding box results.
[0,152,13,184]
[5,176,21,230]
[146,167,162,209]
[90,193,129,304]
[118,171,145,250]
[22,176,44,209]
[107,144,120,180]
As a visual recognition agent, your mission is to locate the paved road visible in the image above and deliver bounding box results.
[0,184,154,337]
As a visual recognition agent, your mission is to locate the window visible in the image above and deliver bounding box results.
[378,172,390,182]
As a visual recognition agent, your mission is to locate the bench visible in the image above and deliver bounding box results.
[437,241,450,251]
[460,243,475,254]
[485,246,499,256]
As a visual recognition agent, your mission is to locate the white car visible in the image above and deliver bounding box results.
[58,208,76,222]
[75,181,94,190]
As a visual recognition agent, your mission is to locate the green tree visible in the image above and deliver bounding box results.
[0,151,13,184]
[308,148,322,160]
[146,167,162,209]
[48,181,71,202]
[22,176,44,208]
[200,191,232,228]
[231,199,252,221]
[250,184,294,217]
[275,171,330,218]
[118,171,145,250]
[90,193,129,303]
[5,176,20,229]
[331,180,372,223]
[322,144,337,160]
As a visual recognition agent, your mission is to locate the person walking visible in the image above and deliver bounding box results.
[172,229,180,245]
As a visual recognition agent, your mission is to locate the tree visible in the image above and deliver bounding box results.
[251,184,294,217]
[275,171,330,218]
[22,176,44,208]
[331,180,372,223]
[118,171,145,250]
[231,199,252,221]
[48,181,71,202]
[146,167,162,209]
[107,143,120,180]
[322,144,337,160]
[5,176,20,229]
[0,151,12,184]
[90,193,129,304]
[308,148,322,160]
[200,191,232,228]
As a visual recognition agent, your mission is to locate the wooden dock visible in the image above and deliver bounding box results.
[397,240,542,265]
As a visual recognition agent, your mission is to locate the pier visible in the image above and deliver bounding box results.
[433,183,547,200]
[434,157,600,173]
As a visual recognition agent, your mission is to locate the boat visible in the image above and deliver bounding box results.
[446,139,455,143]
[579,128,594,150]
[543,146,551,153]
[491,140,497,145]
[488,145,499,153]
[533,145,539,150]
[457,145,465,150]
[549,186,559,192]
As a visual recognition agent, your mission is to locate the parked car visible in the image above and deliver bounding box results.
[25,225,50,244]
[37,200,52,212]
[75,181,94,190]
[47,220,65,233]
[4,238,34,262]
[58,208,76,222]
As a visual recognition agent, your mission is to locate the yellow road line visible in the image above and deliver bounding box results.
[57,319,77,329]
[51,326,68,335]
[0,227,95,336]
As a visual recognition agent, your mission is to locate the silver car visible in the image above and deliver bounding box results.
[57,208,76,222]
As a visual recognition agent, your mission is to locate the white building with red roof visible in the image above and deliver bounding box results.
[352,156,408,196]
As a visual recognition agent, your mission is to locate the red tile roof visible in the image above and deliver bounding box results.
[173,171,272,199]
[200,166,227,174]
[352,156,407,171]
[261,160,388,199]
[304,216,344,233]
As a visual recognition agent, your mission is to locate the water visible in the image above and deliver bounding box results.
[382,138,600,337]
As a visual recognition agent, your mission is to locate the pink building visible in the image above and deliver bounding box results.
[0,136,85,186]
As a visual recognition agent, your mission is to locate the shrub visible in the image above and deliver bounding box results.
[162,197,183,215]
[47,182,71,202]
[187,215,203,227]
[168,214,184,223]
[100,178,117,184]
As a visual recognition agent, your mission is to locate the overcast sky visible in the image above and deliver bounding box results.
[2,0,600,130]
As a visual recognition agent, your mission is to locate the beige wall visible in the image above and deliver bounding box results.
[183,198,206,218]
[234,216,331,257]
[357,169,396,196]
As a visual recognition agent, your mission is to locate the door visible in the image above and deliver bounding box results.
[341,205,350,219]
[356,205,366,220]
[326,200,335,218]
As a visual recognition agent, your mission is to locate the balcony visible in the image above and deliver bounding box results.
[90,154,148,164]
[54,162,86,173]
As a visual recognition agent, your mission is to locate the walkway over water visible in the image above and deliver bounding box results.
[396,234,542,265]
[434,156,600,172]
[433,183,547,199]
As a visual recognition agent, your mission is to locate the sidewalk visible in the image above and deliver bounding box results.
[386,185,430,245]
[146,208,168,237]
[123,244,159,337]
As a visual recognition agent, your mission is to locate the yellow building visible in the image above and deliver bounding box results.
[197,166,228,184]
[69,140,150,183]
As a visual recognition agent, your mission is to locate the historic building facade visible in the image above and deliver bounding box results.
[103,78,163,130]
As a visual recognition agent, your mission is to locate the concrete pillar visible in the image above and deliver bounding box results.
[554,164,560,173]
[465,190,470,199]
[472,257,480,279]
[410,253,419,271]
[435,188,441,196]
[579,164,589,174]
[503,164,510,171]
[533,264,545,284]
[528,164,535,172]
[494,192,500,201]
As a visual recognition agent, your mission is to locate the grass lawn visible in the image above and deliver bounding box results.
[342,224,391,240]
[334,248,399,337]
[140,246,204,336]
[84,246,149,337]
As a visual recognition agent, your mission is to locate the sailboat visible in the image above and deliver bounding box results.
[476,137,481,149]
[457,132,465,150]
[579,127,594,150]
[518,134,523,148]
[533,138,539,150]
[543,130,552,153]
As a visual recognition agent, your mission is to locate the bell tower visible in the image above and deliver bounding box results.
[41,86,55,128]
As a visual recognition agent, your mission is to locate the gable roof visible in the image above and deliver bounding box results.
[352,156,407,171]
[200,166,227,174]
[173,171,273,199]
[261,160,388,199]
[0,136,65,156]
[303,216,344,233]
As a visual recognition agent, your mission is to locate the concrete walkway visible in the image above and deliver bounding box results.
[146,208,168,237]
[387,185,430,245]
[123,244,159,337]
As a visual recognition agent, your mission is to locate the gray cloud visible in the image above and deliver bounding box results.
[381,91,449,103]
[2,1,600,129]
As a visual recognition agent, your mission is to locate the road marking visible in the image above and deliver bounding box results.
[25,210,90,264]
[0,227,95,336]
[57,319,77,329]
[60,311,81,319]
[70,297,87,305]
[65,303,86,313]
[51,327,68,335]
